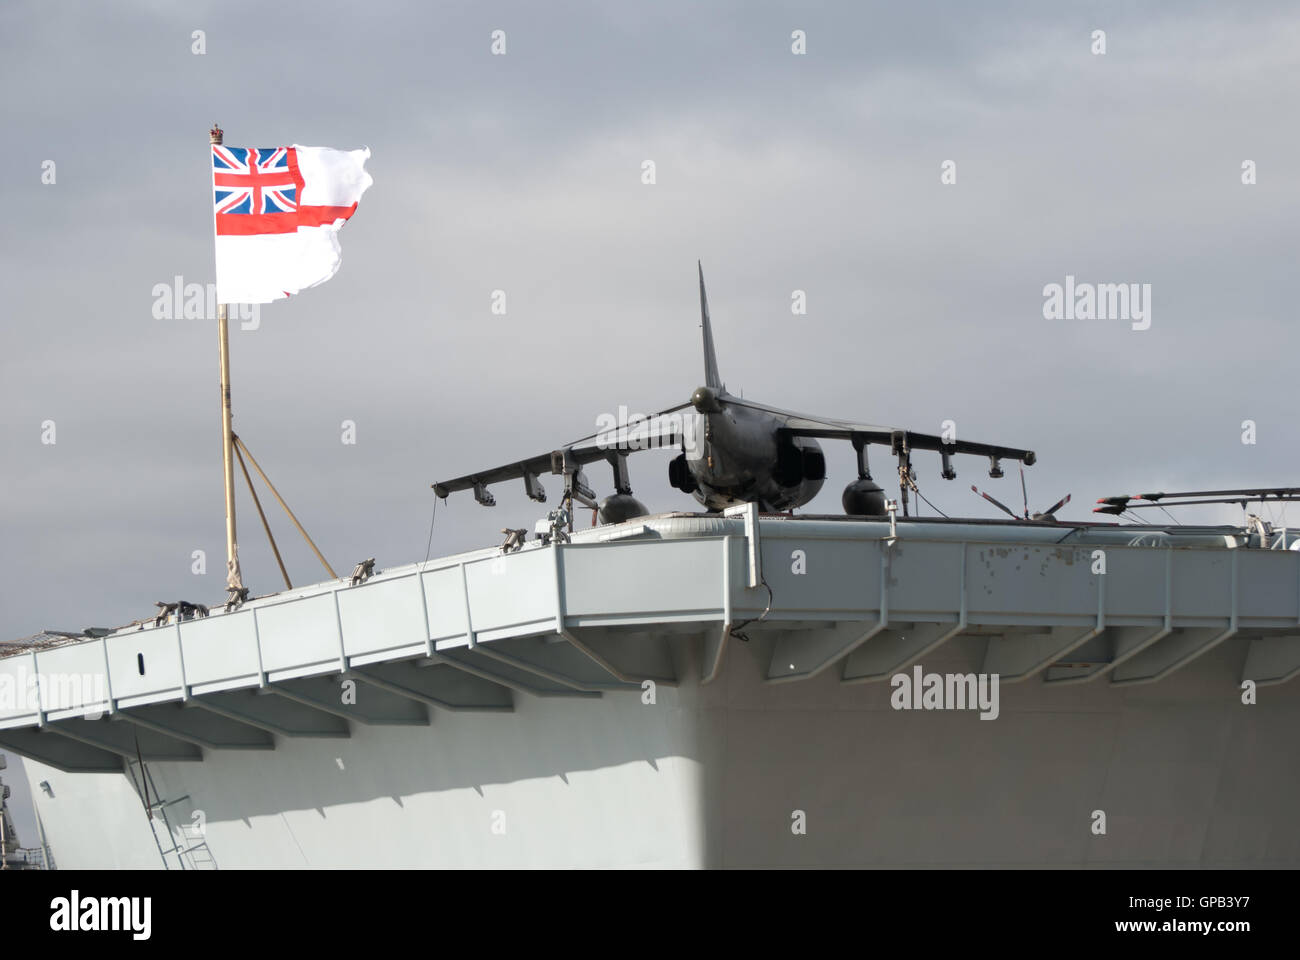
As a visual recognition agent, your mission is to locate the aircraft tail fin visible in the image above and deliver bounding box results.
[698,261,723,390]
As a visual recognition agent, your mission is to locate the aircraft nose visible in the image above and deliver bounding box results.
[691,386,722,413]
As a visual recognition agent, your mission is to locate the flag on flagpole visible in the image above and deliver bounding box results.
[212,144,372,304]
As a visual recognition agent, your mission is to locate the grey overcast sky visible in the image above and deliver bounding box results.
[1,0,1299,847]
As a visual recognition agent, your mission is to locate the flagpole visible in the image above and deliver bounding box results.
[210,124,243,603]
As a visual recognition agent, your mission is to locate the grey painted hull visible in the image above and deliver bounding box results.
[11,513,1300,867]
[21,635,1300,868]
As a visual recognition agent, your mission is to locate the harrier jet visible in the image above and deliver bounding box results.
[433,265,1036,522]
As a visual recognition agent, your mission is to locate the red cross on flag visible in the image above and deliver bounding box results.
[212,143,372,304]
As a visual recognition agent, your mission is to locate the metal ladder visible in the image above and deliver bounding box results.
[125,758,218,870]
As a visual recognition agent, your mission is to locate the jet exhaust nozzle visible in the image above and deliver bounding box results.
[668,453,698,494]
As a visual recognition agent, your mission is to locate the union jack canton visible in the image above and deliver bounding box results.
[212,146,304,235]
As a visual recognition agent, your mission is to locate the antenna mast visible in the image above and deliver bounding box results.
[210,124,244,605]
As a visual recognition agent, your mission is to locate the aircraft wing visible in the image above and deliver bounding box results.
[560,402,693,448]
[432,448,604,505]
[432,402,692,505]
[726,397,1036,465]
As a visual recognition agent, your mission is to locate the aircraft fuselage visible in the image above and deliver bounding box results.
[674,388,826,512]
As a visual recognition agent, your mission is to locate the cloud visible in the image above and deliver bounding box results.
[2,0,1299,646]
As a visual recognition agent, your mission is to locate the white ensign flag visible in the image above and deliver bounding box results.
[212,143,372,304]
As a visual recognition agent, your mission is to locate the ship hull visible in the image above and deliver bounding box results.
[10,513,1300,868]
[24,633,1300,868]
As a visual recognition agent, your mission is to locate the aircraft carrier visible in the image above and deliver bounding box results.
[4,506,1299,868]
